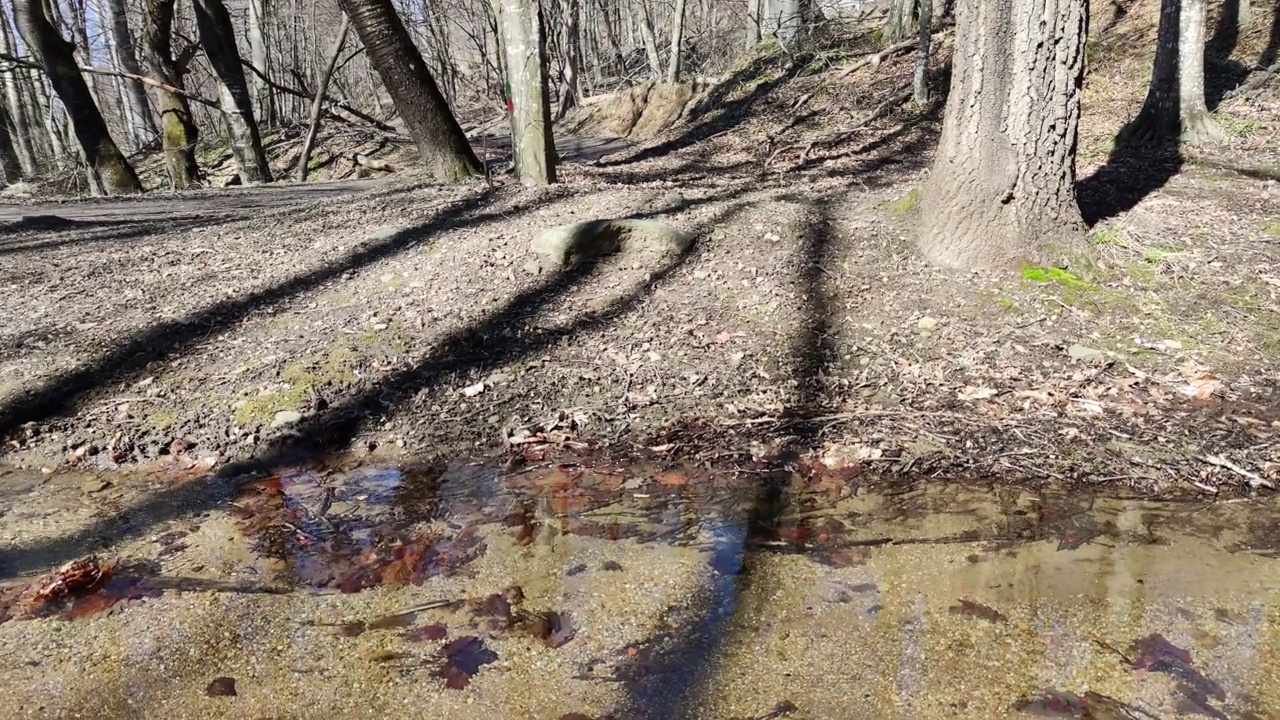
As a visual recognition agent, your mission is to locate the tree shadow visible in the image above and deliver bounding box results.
[0,216,233,256]
[0,189,514,440]
[1261,2,1280,69]
[0,189,745,580]
[1077,142,1182,226]
[1206,0,1251,109]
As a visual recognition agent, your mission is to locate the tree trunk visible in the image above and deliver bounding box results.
[0,9,39,173]
[772,0,804,43]
[595,0,627,79]
[917,0,1088,270]
[248,0,276,126]
[297,16,350,182]
[13,0,142,193]
[666,0,687,82]
[1124,0,1224,145]
[745,0,761,46]
[192,0,274,183]
[142,0,201,188]
[912,0,932,104]
[102,0,158,144]
[497,0,556,185]
[638,0,663,79]
[554,0,581,119]
[337,0,481,181]
[0,101,23,182]
[882,0,916,43]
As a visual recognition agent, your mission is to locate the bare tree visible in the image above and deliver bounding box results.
[918,0,1088,270]
[1123,0,1224,145]
[0,10,39,174]
[248,0,276,125]
[912,0,931,104]
[13,0,142,193]
[666,0,687,82]
[142,0,202,188]
[297,16,350,181]
[497,0,556,184]
[192,0,274,183]
[337,0,481,181]
[102,0,159,145]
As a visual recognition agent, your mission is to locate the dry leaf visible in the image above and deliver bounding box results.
[957,385,998,401]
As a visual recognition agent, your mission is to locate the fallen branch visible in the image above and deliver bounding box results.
[240,60,395,133]
[767,87,913,166]
[1199,454,1275,490]
[0,51,217,107]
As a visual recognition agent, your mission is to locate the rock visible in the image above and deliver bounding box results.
[81,479,111,494]
[917,317,939,332]
[270,410,303,428]
[522,260,543,276]
[1067,344,1106,363]
[530,218,694,270]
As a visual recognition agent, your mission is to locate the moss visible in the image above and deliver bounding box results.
[147,408,178,430]
[1089,227,1124,246]
[1263,220,1280,237]
[1020,265,1094,291]
[886,188,921,215]
[997,296,1019,312]
[234,343,360,426]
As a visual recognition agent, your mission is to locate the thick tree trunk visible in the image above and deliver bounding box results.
[103,0,158,144]
[248,0,276,126]
[772,0,805,43]
[666,0,687,82]
[882,0,916,43]
[497,0,556,184]
[918,0,1088,270]
[192,0,273,183]
[0,10,39,173]
[338,0,481,181]
[13,0,142,193]
[0,101,23,182]
[912,0,932,104]
[142,0,201,188]
[297,16,350,182]
[1124,0,1224,145]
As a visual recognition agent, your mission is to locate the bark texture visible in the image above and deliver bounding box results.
[192,0,274,183]
[338,0,481,181]
[248,0,275,125]
[1124,0,1224,145]
[0,101,22,182]
[497,0,557,184]
[918,0,1088,270]
[103,0,158,143]
[142,0,201,188]
[912,0,932,104]
[0,11,38,173]
[13,0,142,194]
[666,0,687,82]
[882,0,916,42]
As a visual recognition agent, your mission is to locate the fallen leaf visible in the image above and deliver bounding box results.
[531,611,577,648]
[205,677,237,697]
[438,636,498,689]
[656,471,688,486]
[948,599,1007,624]
[404,623,448,642]
[957,385,998,401]
[461,381,486,398]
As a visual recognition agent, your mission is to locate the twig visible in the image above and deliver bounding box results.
[0,51,216,107]
[1198,454,1275,490]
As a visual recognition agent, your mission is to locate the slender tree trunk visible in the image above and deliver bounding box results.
[248,0,275,126]
[338,0,481,181]
[666,0,686,82]
[595,0,627,79]
[142,0,201,188]
[912,0,932,104]
[297,16,350,182]
[102,0,158,145]
[497,0,556,184]
[1124,0,1224,145]
[13,0,142,193]
[638,0,663,79]
[918,0,1088,270]
[746,0,761,46]
[192,0,274,183]
[555,0,581,119]
[0,9,38,173]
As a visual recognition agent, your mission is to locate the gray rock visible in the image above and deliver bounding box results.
[1067,344,1106,363]
[917,316,939,332]
[531,218,695,270]
[270,410,303,428]
[81,479,112,494]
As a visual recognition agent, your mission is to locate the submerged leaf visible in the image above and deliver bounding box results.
[438,636,498,689]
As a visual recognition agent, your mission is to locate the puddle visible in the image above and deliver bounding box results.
[1,448,1279,718]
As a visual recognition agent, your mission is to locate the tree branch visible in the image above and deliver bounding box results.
[239,59,395,132]
[0,50,217,107]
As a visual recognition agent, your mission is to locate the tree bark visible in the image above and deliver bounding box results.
[638,0,663,79]
[1123,0,1224,145]
[666,0,687,82]
[297,16,350,182]
[554,0,582,119]
[248,0,276,126]
[497,0,556,184]
[912,0,931,104]
[142,0,201,188]
[192,0,274,183]
[882,0,916,43]
[13,0,142,193]
[338,0,480,181]
[745,0,761,46]
[0,9,39,173]
[772,0,805,43]
[102,0,158,144]
[917,0,1088,270]
[0,100,23,182]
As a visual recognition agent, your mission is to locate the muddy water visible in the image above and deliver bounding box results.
[0,453,1278,719]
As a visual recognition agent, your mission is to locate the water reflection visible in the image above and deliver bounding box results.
[0,450,1278,718]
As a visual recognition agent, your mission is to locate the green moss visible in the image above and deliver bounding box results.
[1020,265,1094,291]
[234,344,360,426]
[886,188,921,215]
[997,296,1018,312]
[1263,220,1280,237]
[147,408,178,430]
[1089,227,1124,246]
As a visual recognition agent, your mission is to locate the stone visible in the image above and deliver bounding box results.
[1068,344,1106,363]
[81,479,112,494]
[522,260,542,276]
[270,410,303,428]
[917,317,939,332]
[530,218,695,270]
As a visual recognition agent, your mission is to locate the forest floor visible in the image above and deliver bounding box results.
[1,2,1279,495]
